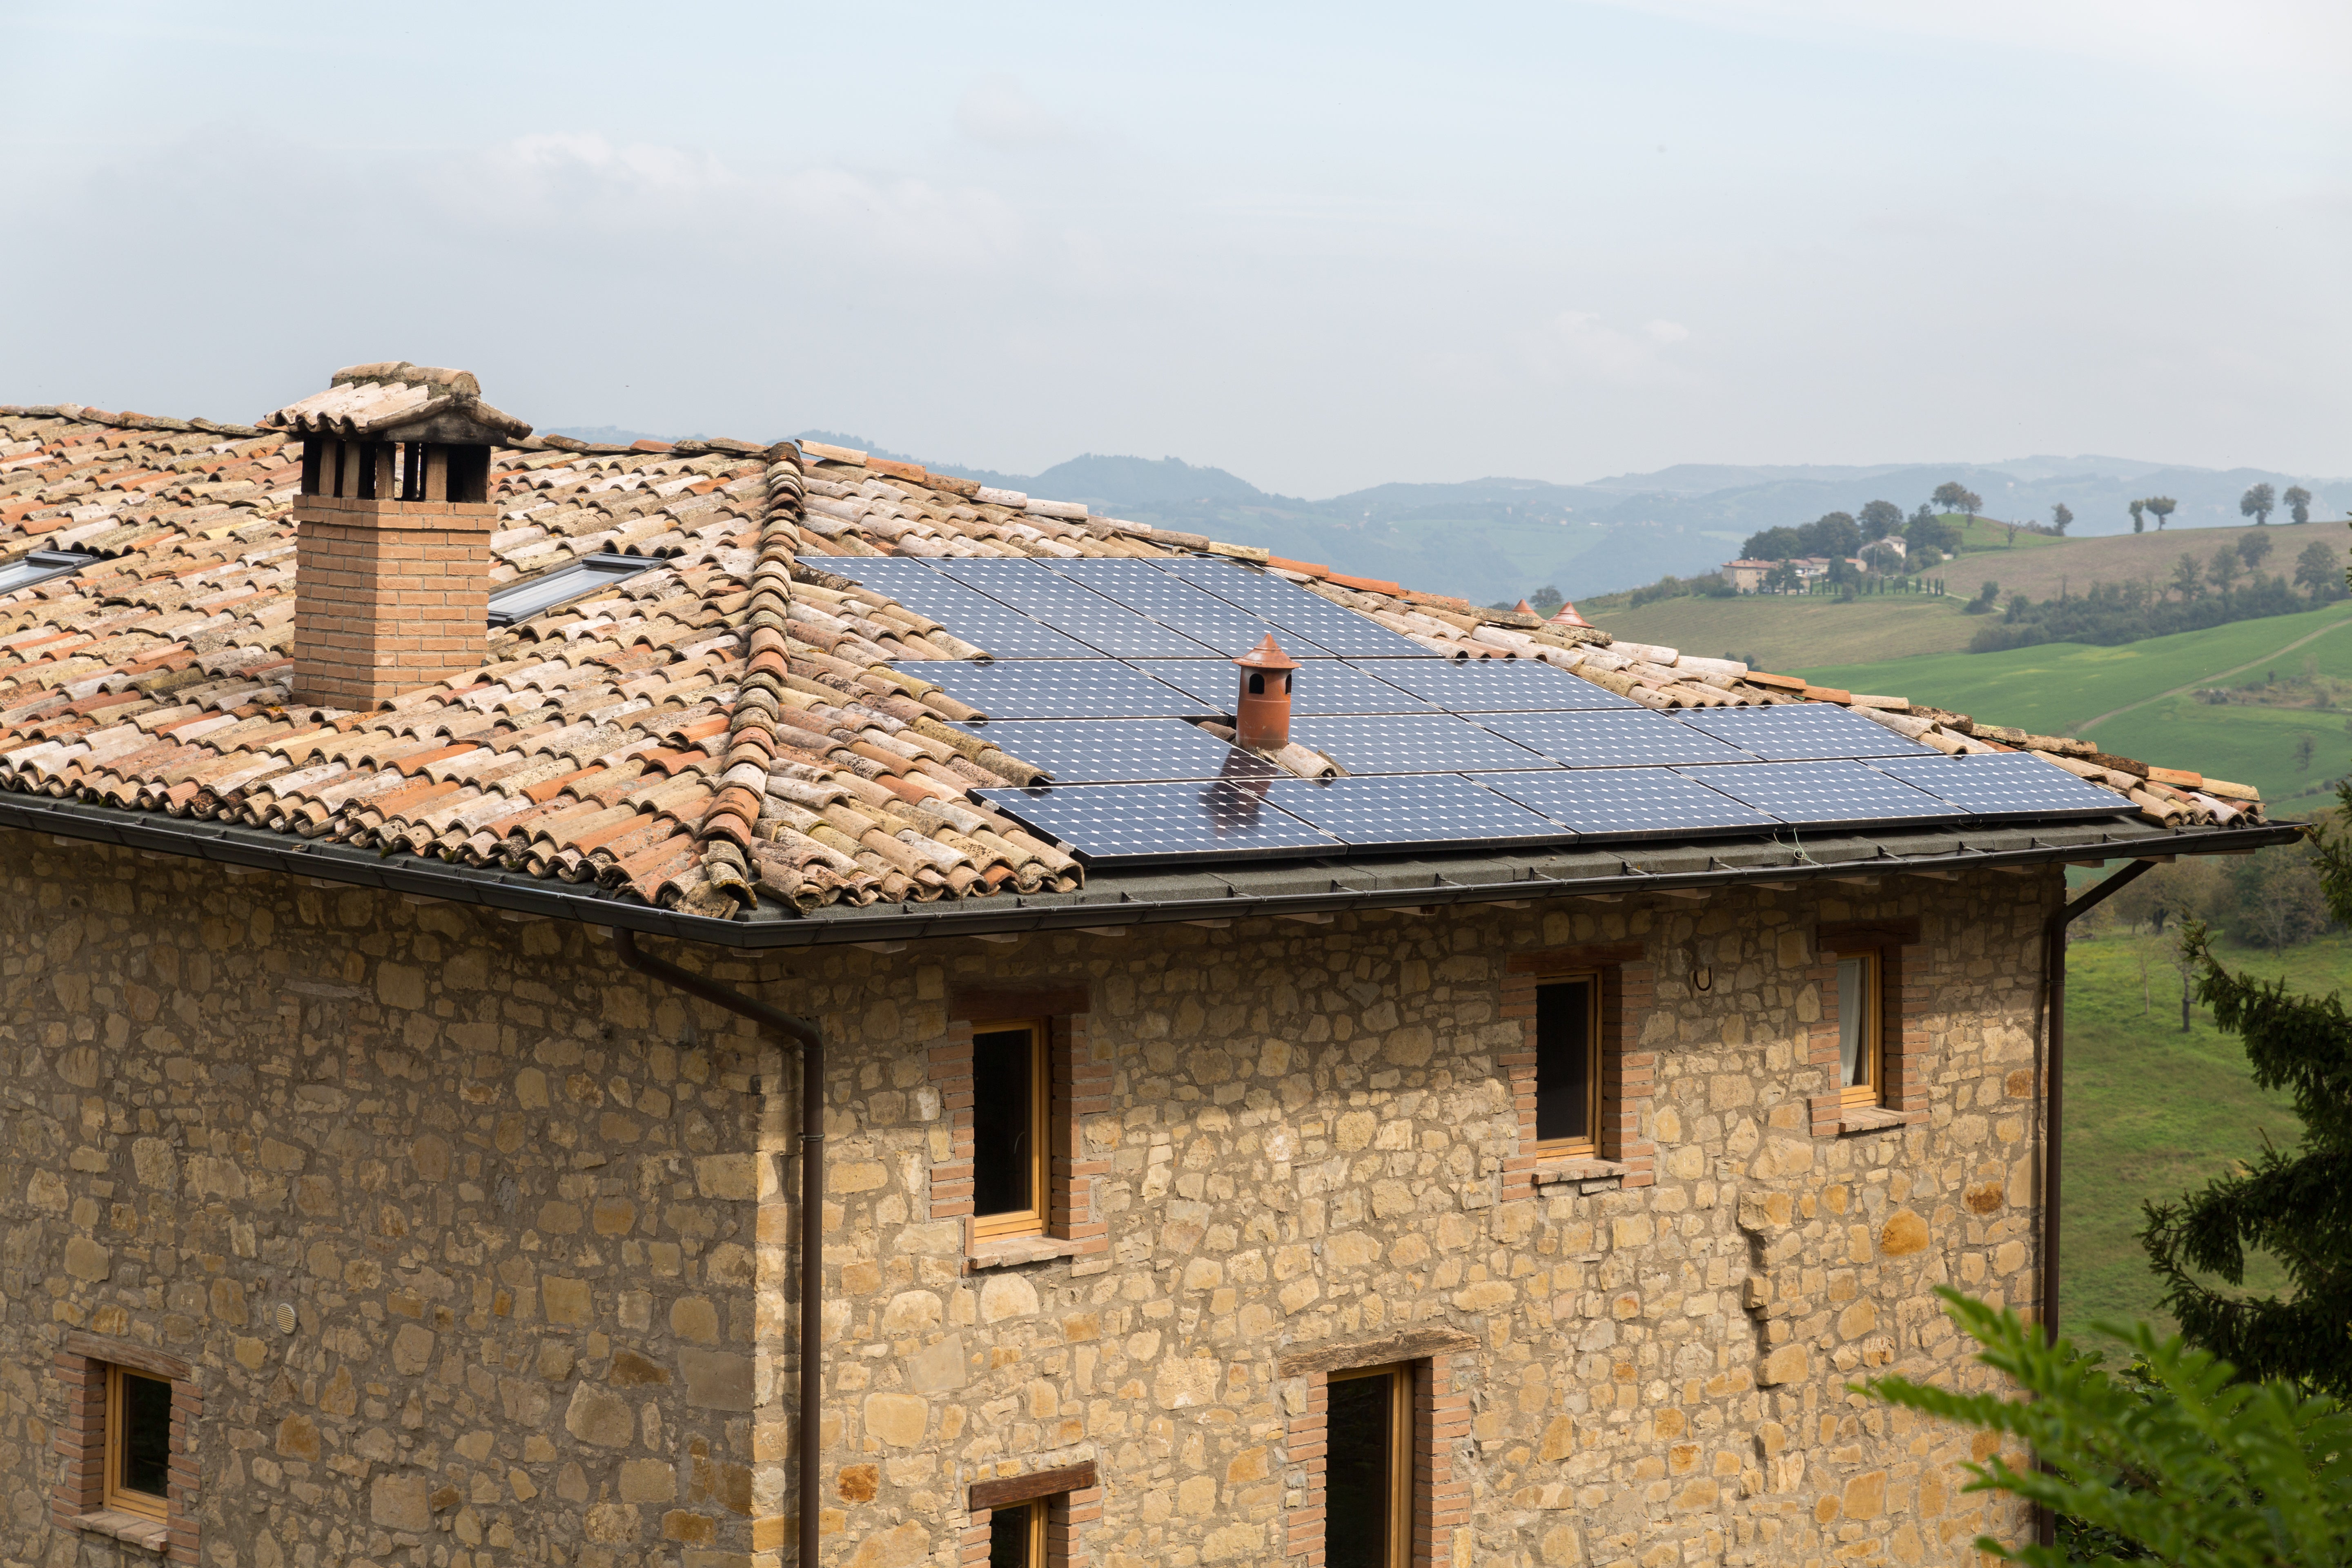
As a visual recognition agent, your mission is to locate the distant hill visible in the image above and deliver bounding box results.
[540,421,2350,606]
[1588,518,2352,673]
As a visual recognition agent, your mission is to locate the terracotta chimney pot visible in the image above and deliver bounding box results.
[1233,634,1301,752]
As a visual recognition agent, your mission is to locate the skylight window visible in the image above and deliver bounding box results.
[0,550,98,594]
[486,553,658,627]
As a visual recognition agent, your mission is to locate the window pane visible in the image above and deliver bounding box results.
[987,1501,1034,1568]
[1534,980,1592,1144]
[1325,1373,1394,1568]
[120,1373,172,1498]
[971,1028,1035,1217]
[1837,958,1868,1088]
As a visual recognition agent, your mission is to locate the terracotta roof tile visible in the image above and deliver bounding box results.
[0,402,2259,915]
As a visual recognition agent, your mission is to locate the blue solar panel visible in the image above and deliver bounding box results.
[976,780,1341,864]
[1120,659,1437,715]
[933,560,1222,658]
[1287,714,1555,774]
[1049,559,1341,657]
[1872,753,2131,819]
[1157,558,1430,656]
[1479,709,1760,767]
[1674,704,1938,760]
[1481,769,1780,838]
[913,662,1207,719]
[834,559,1098,658]
[1365,659,1635,711]
[957,719,1273,783]
[1675,760,1954,826]
[1263,775,1568,850]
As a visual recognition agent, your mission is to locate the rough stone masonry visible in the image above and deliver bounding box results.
[0,827,2045,1568]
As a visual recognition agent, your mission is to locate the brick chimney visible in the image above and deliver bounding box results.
[261,363,532,710]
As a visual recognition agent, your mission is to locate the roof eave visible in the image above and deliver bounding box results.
[1,790,2303,952]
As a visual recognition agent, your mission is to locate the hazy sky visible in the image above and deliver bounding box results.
[4,1,2345,494]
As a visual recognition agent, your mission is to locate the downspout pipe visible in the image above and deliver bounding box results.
[614,929,824,1568]
[2034,855,2156,1548]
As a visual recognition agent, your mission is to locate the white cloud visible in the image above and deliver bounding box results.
[1528,310,1697,385]
[954,75,1075,147]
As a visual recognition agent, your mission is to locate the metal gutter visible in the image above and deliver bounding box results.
[2038,856,2163,1358]
[0,790,2303,944]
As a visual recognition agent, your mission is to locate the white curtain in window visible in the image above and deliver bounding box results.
[1837,957,1866,1087]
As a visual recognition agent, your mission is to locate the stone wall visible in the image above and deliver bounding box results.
[0,824,2053,1568]
[0,831,781,1568]
[795,869,2053,1568]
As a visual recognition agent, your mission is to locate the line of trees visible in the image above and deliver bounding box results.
[1740,500,1960,571]
[2241,482,2316,525]
[1968,533,2349,652]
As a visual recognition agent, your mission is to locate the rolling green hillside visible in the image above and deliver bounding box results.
[1587,517,2349,672]
[2059,927,2328,1343]
[1799,601,2352,801]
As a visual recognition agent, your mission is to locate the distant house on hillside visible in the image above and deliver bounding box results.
[1721,555,1858,592]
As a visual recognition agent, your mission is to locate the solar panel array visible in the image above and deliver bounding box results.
[835,555,2131,866]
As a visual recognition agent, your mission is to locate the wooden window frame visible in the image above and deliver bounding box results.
[1531,973,1604,1159]
[51,1332,198,1563]
[969,1017,1051,1242]
[103,1365,172,1522]
[992,1497,1047,1565]
[1809,918,1931,1136]
[961,1461,1101,1568]
[1834,948,1884,1109]
[1327,1361,1414,1568]
[1501,942,1657,1197]
[930,986,1113,1265]
[1280,1327,1474,1567]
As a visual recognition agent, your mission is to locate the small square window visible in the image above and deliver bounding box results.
[1534,977,1601,1156]
[105,1365,173,1521]
[971,1020,1049,1241]
[1836,951,1883,1107]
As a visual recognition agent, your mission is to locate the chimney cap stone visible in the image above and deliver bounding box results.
[259,361,532,443]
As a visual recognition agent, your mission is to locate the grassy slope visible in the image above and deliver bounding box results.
[1798,601,2352,799]
[1586,594,1978,671]
[2061,929,2343,1343]
[1588,519,2350,674]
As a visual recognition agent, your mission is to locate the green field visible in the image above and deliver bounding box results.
[1587,518,2349,676]
[1586,593,1979,671]
[1800,600,2352,801]
[2060,928,2344,1344]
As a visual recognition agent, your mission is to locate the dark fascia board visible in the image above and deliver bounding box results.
[0,789,2303,953]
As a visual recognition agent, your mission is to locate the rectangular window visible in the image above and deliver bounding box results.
[105,1365,173,1521]
[1325,1363,1412,1568]
[1534,976,1601,1156]
[1836,951,1882,1106]
[987,1498,1046,1567]
[971,1020,1048,1240]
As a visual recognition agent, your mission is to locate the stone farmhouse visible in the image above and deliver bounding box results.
[0,367,2289,1568]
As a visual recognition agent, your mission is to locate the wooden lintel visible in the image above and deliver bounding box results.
[969,1460,1098,1513]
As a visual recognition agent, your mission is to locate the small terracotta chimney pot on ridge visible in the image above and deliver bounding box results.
[260,362,533,710]
[1233,633,1301,752]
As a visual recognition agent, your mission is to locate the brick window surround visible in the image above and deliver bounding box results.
[929,984,1110,1266]
[51,1331,200,1563]
[1808,918,1931,1136]
[955,1462,1101,1568]
[1501,942,1657,1199]
[1280,1329,1474,1566]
